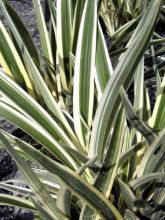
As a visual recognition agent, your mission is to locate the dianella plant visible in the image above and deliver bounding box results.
[0,0,165,219]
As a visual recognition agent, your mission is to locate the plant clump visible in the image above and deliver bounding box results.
[0,0,165,219]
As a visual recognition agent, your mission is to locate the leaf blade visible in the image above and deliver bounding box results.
[73,0,97,147]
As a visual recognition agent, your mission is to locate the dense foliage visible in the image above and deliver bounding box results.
[0,0,165,219]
